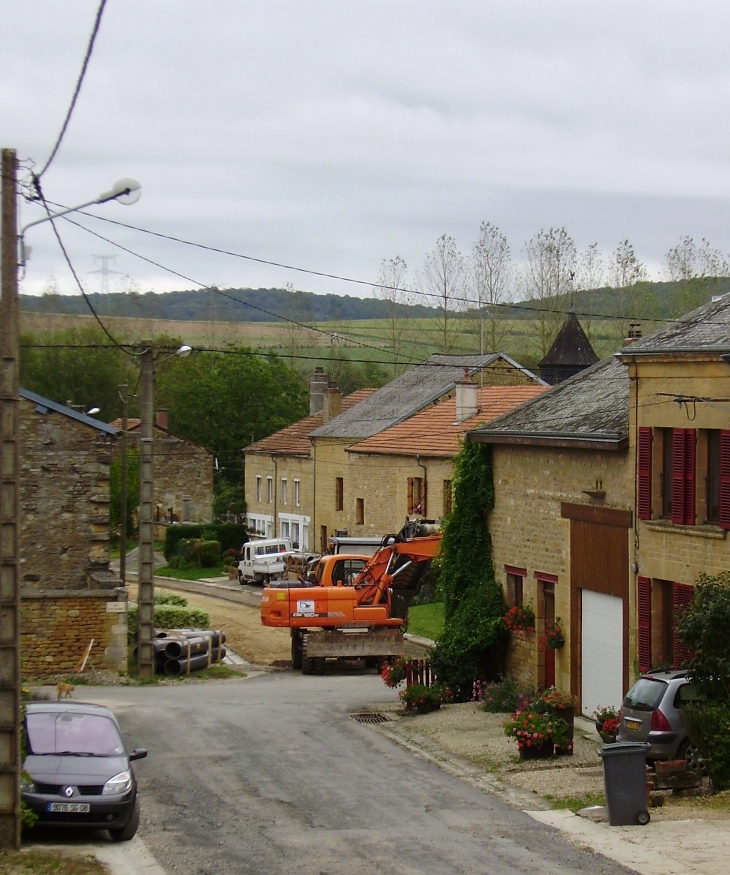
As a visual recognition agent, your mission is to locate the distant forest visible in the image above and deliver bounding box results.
[19,277,730,324]
[19,287,437,322]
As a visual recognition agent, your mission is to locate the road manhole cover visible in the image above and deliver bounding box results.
[351,713,389,724]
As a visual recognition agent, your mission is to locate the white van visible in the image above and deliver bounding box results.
[237,538,293,586]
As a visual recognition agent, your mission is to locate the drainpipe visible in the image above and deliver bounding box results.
[311,440,316,551]
[416,454,428,517]
[271,454,278,538]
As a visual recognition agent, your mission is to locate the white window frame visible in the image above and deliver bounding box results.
[266,476,273,504]
[294,478,300,507]
[255,475,262,503]
[281,477,288,505]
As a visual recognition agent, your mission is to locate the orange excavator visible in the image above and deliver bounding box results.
[261,520,442,674]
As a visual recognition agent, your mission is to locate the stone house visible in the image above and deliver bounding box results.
[109,410,214,525]
[616,293,730,678]
[308,354,542,550]
[243,380,375,548]
[19,389,127,678]
[468,356,633,718]
[346,376,546,536]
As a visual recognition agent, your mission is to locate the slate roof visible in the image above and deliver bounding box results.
[309,354,540,441]
[107,417,213,453]
[348,385,546,458]
[618,292,730,355]
[539,310,599,367]
[468,356,629,450]
[20,389,118,436]
[244,389,376,456]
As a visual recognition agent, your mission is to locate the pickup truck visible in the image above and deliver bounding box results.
[237,538,293,585]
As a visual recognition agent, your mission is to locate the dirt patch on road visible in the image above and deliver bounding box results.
[127,584,291,665]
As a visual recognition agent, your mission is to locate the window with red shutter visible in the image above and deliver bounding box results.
[720,431,730,530]
[672,582,693,668]
[671,429,696,526]
[637,577,652,673]
[637,427,652,519]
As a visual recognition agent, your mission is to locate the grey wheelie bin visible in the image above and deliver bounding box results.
[598,742,651,826]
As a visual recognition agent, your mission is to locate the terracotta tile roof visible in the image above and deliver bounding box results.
[347,385,546,458]
[245,389,377,456]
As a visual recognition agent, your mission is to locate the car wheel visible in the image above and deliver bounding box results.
[678,738,706,773]
[109,798,139,842]
[238,570,244,585]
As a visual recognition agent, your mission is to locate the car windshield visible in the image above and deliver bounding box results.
[623,677,667,711]
[26,712,125,756]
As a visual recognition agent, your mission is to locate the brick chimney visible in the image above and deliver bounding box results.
[156,409,169,430]
[322,382,342,423]
[309,366,329,415]
[623,323,642,346]
[455,369,478,423]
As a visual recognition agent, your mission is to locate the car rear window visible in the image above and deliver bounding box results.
[623,678,667,711]
[27,712,125,756]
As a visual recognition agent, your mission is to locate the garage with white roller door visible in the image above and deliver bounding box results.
[561,502,631,717]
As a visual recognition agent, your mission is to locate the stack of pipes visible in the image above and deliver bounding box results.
[138,629,227,676]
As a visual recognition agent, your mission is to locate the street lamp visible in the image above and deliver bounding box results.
[136,343,192,678]
[18,178,141,268]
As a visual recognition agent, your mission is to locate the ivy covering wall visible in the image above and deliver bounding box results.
[431,440,507,700]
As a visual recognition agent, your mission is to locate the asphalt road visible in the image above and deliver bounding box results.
[67,673,634,875]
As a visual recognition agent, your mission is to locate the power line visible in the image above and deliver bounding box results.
[36,0,109,179]
[42,200,730,329]
[31,179,130,353]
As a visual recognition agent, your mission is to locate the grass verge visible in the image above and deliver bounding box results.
[155,564,228,581]
[0,850,107,875]
[408,602,445,641]
[543,792,606,812]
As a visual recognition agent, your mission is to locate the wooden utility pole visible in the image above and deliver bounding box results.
[136,346,155,677]
[0,148,21,849]
[118,384,128,586]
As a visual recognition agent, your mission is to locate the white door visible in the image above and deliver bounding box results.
[581,589,623,718]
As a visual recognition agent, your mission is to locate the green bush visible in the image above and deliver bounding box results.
[676,570,730,699]
[431,442,507,701]
[156,591,188,607]
[173,538,222,568]
[128,603,210,638]
[164,523,247,560]
[685,703,730,791]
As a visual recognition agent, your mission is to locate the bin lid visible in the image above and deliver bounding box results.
[598,742,651,758]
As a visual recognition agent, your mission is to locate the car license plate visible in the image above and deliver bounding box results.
[625,719,641,731]
[48,802,90,813]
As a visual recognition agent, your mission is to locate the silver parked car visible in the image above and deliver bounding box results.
[617,669,704,771]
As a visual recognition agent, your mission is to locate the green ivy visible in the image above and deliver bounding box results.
[431,441,507,700]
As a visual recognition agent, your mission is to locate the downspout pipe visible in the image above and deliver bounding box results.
[271,454,278,539]
[416,453,427,517]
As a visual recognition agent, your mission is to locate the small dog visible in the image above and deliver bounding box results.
[57,682,75,701]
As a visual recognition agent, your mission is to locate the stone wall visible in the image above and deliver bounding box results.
[21,589,128,678]
[19,397,116,591]
[490,444,633,691]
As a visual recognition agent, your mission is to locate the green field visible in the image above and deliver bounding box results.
[408,602,445,641]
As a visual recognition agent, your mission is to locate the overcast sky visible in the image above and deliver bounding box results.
[5,1,730,302]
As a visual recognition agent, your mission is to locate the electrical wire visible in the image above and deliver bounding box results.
[36,0,109,179]
[31,178,131,353]
[42,200,730,330]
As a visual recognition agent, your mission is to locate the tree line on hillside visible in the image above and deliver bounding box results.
[375,228,730,367]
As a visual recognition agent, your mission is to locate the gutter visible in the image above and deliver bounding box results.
[467,431,628,451]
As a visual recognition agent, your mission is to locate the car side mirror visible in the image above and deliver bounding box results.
[129,748,148,761]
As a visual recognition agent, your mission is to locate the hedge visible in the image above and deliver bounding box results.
[164,523,248,560]
[128,603,211,638]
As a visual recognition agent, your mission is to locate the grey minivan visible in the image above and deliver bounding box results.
[23,701,147,840]
[617,669,704,770]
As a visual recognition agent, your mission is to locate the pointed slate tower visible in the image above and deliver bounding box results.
[539,309,599,385]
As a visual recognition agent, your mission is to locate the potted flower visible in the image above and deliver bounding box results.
[538,619,565,651]
[599,716,620,744]
[536,689,578,753]
[592,705,618,733]
[399,682,451,714]
[381,657,407,689]
[503,708,571,758]
[503,604,536,634]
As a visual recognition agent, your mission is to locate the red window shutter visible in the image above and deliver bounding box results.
[407,477,414,514]
[637,577,652,673]
[672,583,694,668]
[683,429,696,525]
[671,429,696,525]
[637,427,652,519]
[720,431,730,530]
